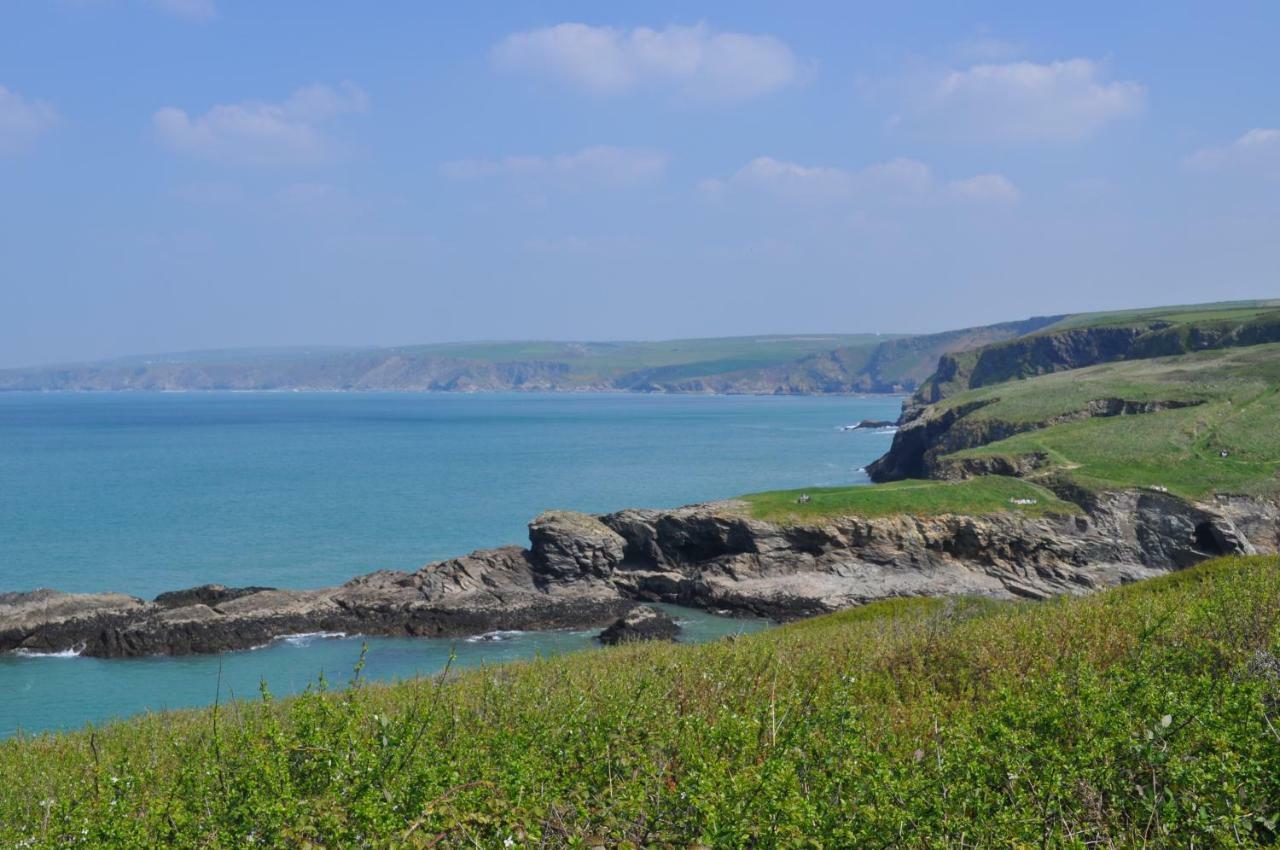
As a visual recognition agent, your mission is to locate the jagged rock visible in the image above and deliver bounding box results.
[597,605,680,645]
[153,584,274,609]
[844,419,896,430]
[2,489,1275,658]
[529,511,626,580]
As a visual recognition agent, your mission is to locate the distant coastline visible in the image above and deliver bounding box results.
[0,316,1061,396]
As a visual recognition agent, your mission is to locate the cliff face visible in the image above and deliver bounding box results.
[5,491,1276,657]
[609,316,1063,395]
[867,397,1205,483]
[916,312,1280,406]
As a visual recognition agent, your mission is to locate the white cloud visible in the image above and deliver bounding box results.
[153,82,367,166]
[492,23,802,101]
[441,146,669,186]
[0,85,58,155]
[902,59,1144,142]
[1185,129,1280,179]
[947,173,1021,203]
[705,156,1019,206]
[145,0,216,20]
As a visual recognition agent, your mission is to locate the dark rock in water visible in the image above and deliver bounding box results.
[598,605,680,645]
[853,419,896,429]
[153,584,275,609]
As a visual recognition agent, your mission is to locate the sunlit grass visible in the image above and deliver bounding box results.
[3,556,1277,847]
[741,475,1081,521]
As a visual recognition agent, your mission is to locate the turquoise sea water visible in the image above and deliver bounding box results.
[0,391,901,735]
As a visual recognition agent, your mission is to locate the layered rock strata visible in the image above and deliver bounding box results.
[3,493,1276,658]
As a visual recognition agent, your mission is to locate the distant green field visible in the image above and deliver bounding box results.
[742,475,1080,522]
[1041,299,1280,332]
[388,334,893,380]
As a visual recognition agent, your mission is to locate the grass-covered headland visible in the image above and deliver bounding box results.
[3,556,1279,848]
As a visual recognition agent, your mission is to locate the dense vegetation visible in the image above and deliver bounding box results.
[2,555,1278,847]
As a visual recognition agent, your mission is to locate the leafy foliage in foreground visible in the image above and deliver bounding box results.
[3,557,1280,848]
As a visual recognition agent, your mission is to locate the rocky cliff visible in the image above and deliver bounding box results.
[867,396,1205,483]
[915,311,1280,406]
[5,491,1275,658]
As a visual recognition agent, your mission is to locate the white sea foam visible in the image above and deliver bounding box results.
[275,631,348,647]
[11,646,83,658]
[465,630,525,643]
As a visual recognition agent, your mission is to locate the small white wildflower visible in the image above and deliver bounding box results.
[504,837,516,848]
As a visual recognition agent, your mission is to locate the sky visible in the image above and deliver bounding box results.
[1,1,1278,367]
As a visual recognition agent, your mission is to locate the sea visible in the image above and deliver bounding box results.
[0,391,902,736]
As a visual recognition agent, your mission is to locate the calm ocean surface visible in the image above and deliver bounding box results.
[0,391,900,736]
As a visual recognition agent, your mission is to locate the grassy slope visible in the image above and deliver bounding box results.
[743,330,1280,520]
[742,476,1080,523]
[1041,299,1280,332]
[913,300,1280,403]
[947,344,1280,499]
[2,556,1278,847]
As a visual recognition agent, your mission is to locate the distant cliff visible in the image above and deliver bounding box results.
[0,319,1061,395]
[915,310,1280,405]
[870,305,1280,485]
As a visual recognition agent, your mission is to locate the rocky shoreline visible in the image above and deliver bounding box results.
[4,490,1277,658]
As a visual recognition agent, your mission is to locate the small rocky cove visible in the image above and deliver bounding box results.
[3,489,1276,658]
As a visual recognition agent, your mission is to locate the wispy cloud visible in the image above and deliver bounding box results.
[0,85,58,155]
[946,173,1021,203]
[153,82,368,166]
[1185,129,1280,179]
[702,156,1018,205]
[492,22,803,101]
[896,59,1144,142]
[441,146,669,186]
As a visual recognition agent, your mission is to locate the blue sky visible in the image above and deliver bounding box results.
[1,1,1278,366]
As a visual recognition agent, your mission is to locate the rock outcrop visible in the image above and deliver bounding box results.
[4,491,1276,658]
[597,605,680,645]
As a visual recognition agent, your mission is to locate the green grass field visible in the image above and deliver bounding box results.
[944,346,1280,499]
[740,343,1280,521]
[742,476,1080,522]
[2,555,1278,848]
[1041,299,1280,332]
[310,334,894,383]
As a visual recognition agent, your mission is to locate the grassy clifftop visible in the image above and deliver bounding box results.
[944,344,1280,499]
[3,555,1278,847]
[743,342,1280,524]
[742,475,1080,523]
